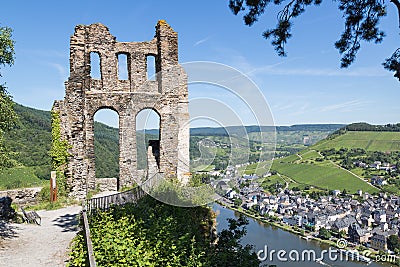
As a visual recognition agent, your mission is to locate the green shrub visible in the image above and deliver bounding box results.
[68,196,259,267]
[38,186,50,202]
[33,165,51,180]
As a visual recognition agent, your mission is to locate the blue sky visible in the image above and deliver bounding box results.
[1,0,399,127]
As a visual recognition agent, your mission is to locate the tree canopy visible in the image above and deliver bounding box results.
[229,0,400,80]
[0,26,17,169]
[388,234,400,251]
[0,27,14,69]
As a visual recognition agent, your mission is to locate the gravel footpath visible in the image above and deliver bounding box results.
[0,205,81,267]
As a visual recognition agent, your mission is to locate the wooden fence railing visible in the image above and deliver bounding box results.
[85,186,146,216]
[81,186,147,266]
[81,208,97,267]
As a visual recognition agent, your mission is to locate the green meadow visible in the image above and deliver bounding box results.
[0,167,47,190]
[244,130,400,194]
[272,161,378,194]
[313,131,400,152]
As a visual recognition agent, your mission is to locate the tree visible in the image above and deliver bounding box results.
[318,227,332,239]
[342,188,348,196]
[388,234,400,251]
[234,197,243,207]
[210,214,260,266]
[0,26,17,169]
[229,0,400,80]
[339,230,346,238]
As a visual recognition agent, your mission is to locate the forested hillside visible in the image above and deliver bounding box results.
[93,122,119,178]
[331,122,400,134]
[4,103,52,180]
[0,103,159,189]
[0,103,343,189]
[0,104,125,188]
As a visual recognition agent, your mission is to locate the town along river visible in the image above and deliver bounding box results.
[213,203,388,267]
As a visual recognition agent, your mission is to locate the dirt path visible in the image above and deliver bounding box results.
[277,173,290,190]
[295,153,303,163]
[0,205,81,267]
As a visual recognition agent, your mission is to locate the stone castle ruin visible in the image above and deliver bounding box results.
[53,21,190,199]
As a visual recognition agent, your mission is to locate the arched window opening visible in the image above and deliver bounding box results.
[117,53,129,80]
[136,109,160,170]
[94,109,119,179]
[146,55,156,81]
[90,52,101,79]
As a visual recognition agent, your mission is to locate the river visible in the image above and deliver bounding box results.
[213,203,393,267]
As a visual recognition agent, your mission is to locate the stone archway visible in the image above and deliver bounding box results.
[52,21,190,199]
[92,108,120,190]
[136,108,161,171]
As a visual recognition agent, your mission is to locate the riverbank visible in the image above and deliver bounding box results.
[216,200,337,247]
[215,201,397,265]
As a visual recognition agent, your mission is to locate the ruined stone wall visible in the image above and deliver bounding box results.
[95,178,118,192]
[53,21,189,199]
[0,187,43,205]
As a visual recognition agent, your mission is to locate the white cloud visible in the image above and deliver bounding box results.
[319,99,370,112]
[194,36,211,46]
[254,66,388,77]
[48,62,68,83]
[213,47,388,78]
[20,49,66,58]
[273,103,296,111]
[289,103,310,116]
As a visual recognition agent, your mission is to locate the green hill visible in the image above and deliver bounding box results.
[5,103,52,170]
[262,129,400,194]
[1,104,52,189]
[93,122,120,178]
[313,131,400,152]
[271,150,379,194]
[0,103,160,189]
[343,122,400,132]
[0,104,122,189]
[0,103,345,190]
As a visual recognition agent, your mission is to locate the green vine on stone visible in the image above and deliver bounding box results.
[49,111,71,195]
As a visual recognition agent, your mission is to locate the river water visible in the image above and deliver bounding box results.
[213,203,392,267]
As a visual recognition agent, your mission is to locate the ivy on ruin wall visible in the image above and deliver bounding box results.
[49,111,71,196]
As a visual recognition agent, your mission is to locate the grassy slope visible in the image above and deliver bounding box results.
[240,161,272,176]
[313,131,400,152]
[272,161,377,193]
[1,104,52,189]
[247,131,399,194]
[0,167,47,190]
[271,131,400,193]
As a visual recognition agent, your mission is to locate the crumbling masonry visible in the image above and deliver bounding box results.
[53,21,190,199]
